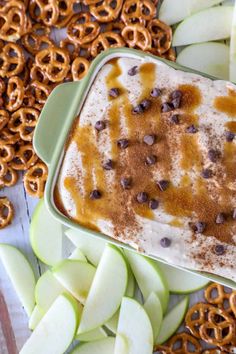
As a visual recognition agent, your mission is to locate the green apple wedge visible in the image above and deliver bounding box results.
[20,293,79,354]
[65,229,105,266]
[71,338,115,354]
[159,0,222,26]
[156,296,189,345]
[124,250,169,313]
[176,42,230,80]
[157,262,209,294]
[0,244,36,316]
[114,297,153,354]
[30,199,63,266]
[35,270,68,313]
[76,327,108,342]
[28,306,44,331]
[230,0,236,82]
[69,248,87,262]
[78,244,128,334]
[172,6,234,47]
[53,260,96,304]
[144,292,163,342]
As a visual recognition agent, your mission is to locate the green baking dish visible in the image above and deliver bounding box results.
[33,47,236,289]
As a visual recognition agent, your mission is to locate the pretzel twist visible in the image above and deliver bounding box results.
[91,31,125,57]
[24,162,48,198]
[67,13,100,45]
[90,0,123,23]
[0,144,15,163]
[71,57,90,81]
[5,77,24,112]
[8,107,39,142]
[0,197,14,229]
[0,166,18,187]
[10,144,38,170]
[29,0,59,26]
[0,42,25,78]
[167,332,202,354]
[22,24,54,56]
[121,24,152,50]
[147,19,172,55]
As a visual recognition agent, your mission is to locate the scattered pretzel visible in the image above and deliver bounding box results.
[205,283,233,315]
[54,0,75,28]
[0,42,25,78]
[0,197,14,229]
[35,47,70,82]
[90,0,123,23]
[10,144,38,170]
[8,107,39,142]
[121,0,156,26]
[167,332,202,354]
[71,57,90,81]
[0,145,15,163]
[31,81,54,104]
[29,0,59,27]
[24,162,48,198]
[0,128,20,145]
[147,19,172,55]
[91,31,125,57]
[67,13,100,45]
[22,24,54,56]
[122,24,152,50]
[0,166,18,187]
[185,303,214,338]
[5,77,24,112]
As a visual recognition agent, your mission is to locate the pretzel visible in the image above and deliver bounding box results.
[185,303,214,338]
[60,38,80,61]
[153,345,172,354]
[67,13,100,45]
[199,306,236,347]
[0,159,7,178]
[10,144,37,170]
[54,0,75,28]
[0,145,15,163]
[5,77,24,112]
[91,32,125,57]
[121,24,151,50]
[0,128,20,145]
[230,293,236,318]
[0,197,14,229]
[0,110,9,131]
[121,0,156,26]
[167,332,202,354]
[147,19,172,55]
[31,81,54,104]
[90,0,123,23]
[30,64,51,85]
[0,166,18,187]
[29,0,59,27]
[105,21,125,34]
[0,0,31,42]
[22,24,54,56]
[205,283,233,315]
[35,47,70,82]
[0,42,25,78]
[8,107,39,142]
[23,162,48,198]
[71,57,90,81]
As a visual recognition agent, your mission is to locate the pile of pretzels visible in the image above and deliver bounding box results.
[154,283,236,354]
[0,0,174,228]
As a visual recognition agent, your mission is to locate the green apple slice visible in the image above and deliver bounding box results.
[76,327,107,342]
[53,260,96,304]
[124,250,169,313]
[28,306,44,331]
[230,0,236,82]
[0,244,36,316]
[177,42,229,80]
[114,297,153,354]
[71,338,115,354]
[35,270,67,313]
[156,296,189,345]
[173,6,234,46]
[20,293,78,354]
[69,248,87,262]
[65,229,105,266]
[30,199,63,266]
[159,0,222,25]
[144,292,163,341]
[78,244,128,334]
[157,262,209,294]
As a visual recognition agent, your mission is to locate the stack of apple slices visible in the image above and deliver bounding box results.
[0,200,210,354]
[159,0,236,82]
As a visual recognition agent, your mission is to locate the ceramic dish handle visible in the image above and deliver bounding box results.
[33,81,80,165]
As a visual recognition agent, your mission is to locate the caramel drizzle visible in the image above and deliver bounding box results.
[214,88,236,117]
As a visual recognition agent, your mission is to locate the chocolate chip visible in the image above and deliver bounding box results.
[143,134,156,146]
[214,244,225,255]
[145,155,157,165]
[120,177,132,190]
[117,139,129,149]
[140,99,151,110]
[192,221,206,233]
[201,169,213,179]
[215,212,226,224]
[233,208,236,220]
[128,66,138,76]
[149,199,159,210]
[90,189,102,199]
[161,102,174,112]
[103,159,114,170]
[95,120,106,131]
[172,97,181,109]
[171,90,182,100]
[208,149,221,163]
[171,114,180,125]
[150,88,162,97]
[157,180,169,191]
[108,88,120,98]
[160,237,171,248]
[136,192,148,203]
[186,125,198,134]
[225,131,235,142]
[132,104,144,114]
